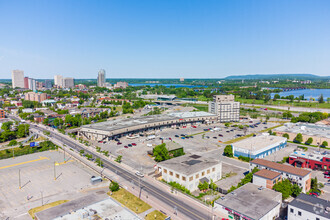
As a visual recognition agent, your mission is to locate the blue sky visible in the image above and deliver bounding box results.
[0,0,329,79]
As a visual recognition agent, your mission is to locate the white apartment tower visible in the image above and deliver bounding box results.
[209,94,240,122]
[54,75,63,88]
[63,77,74,88]
[12,70,25,88]
[97,69,106,87]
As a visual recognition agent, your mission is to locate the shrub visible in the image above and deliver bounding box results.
[224,145,233,157]
[321,141,328,148]
[109,181,120,192]
[305,137,313,145]
[8,140,18,146]
[282,133,289,139]
[294,133,303,143]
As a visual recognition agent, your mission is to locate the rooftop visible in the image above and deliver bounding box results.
[289,193,330,218]
[274,122,330,139]
[158,153,220,176]
[215,183,281,219]
[290,150,329,162]
[233,134,287,152]
[164,141,183,151]
[81,111,216,132]
[251,159,311,177]
[254,169,281,180]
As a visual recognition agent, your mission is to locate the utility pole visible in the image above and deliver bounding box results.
[41,191,43,206]
[19,169,21,189]
[54,161,56,180]
[13,149,14,159]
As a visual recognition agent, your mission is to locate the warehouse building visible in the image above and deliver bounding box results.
[288,193,330,220]
[209,95,240,122]
[157,154,222,192]
[250,159,311,193]
[214,183,282,220]
[232,134,287,159]
[274,122,330,146]
[289,150,330,171]
[78,111,217,141]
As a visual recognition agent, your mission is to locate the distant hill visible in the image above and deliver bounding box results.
[225,74,329,80]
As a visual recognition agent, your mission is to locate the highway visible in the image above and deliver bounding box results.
[29,124,211,220]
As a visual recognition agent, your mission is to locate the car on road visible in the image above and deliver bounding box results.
[135,171,144,178]
[132,143,137,146]
[117,142,122,145]
[180,134,185,136]
[204,129,209,131]
[175,135,179,137]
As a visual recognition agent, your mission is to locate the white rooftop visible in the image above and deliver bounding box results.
[275,122,330,139]
[233,134,287,151]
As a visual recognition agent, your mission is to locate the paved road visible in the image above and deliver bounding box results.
[30,124,211,220]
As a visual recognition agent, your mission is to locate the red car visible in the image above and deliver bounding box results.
[324,171,330,175]
[98,141,103,143]
[169,138,172,140]
[124,146,128,148]
[132,143,137,146]
[310,192,318,197]
[324,175,330,179]
[192,126,197,128]
[183,126,186,128]
[117,142,122,145]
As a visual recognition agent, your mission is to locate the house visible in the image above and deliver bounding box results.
[253,169,282,189]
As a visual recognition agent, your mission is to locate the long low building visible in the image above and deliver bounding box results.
[232,134,287,159]
[78,111,217,141]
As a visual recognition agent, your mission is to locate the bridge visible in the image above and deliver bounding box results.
[281,87,306,92]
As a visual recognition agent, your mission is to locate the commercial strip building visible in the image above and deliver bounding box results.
[250,159,311,193]
[12,70,25,88]
[157,154,222,192]
[78,111,217,141]
[232,134,287,159]
[253,169,282,190]
[288,193,330,220]
[97,69,106,87]
[209,95,240,122]
[289,150,330,171]
[25,92,48,102]
[214,183,282,220]
[274,122,330,146]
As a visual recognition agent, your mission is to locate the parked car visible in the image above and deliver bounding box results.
[309,192,318,197]
[98,141,103,143]
[115,138,119,142]
[169,137,172,140]
[132,143,137,146]
[124,146,128,148]
[218,134,223,137]
[128,144,132,147]
[175,135,179,137]
[192,126,197,128]
[324,175,330,179]
[117,142,122,145]
[324,171,330,175]
[135,171,144,178]
[213,137,217,139]
[181,137,185,139]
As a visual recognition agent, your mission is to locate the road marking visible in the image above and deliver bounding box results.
[55,160,74,166]
[0,156,49,170]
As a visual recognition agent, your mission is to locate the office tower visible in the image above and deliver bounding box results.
[209,95,240,122]
[11,70,25,88]
[44,80,52,88]
[27,78,36,91]
[54,75,63,87]
[97,69,106,87]
[24,77,29,89]
[63,77,74,88]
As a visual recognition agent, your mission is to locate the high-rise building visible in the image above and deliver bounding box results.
[209,95,240,122]
[11,70,25,88]
[24,77,29,89]
[44,80,52,88]
[63,77,74,88]
[97,69,106,87]
[27,78,36,91]
[54,75,63,87]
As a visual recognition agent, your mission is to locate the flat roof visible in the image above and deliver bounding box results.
[158,154,220,176]
[215,183,281,219]
[251,159,311,177]
[275,122,330,139]
[254,169,281,180]
[81,111,216,132]
[290,151,327,162]
[233,135,286,151]
[164,142,183,151]
[289,194,330,219]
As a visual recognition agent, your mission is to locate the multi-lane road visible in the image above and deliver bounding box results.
[29,123,212,220]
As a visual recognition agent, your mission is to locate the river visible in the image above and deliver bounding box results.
[271,89,330,100]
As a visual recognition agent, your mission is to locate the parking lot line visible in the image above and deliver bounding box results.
[0,156,49,170]
[55,159,74,166]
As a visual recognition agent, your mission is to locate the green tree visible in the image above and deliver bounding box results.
[16,124,29,138]
[109,181,120,192]
[311,177,318,190]
[305,137,313,145]
[8,140,18,146]
[282,133,289,139]
[294,133,303,143]
[321,141,328,147]
[273,94,280,101]
[292,184,302,197]
[43,118,49,125]
[318,94,324,103]
[224,145,233,157]
[198,181,209,191]
[1,121,13,131]
[115,155,122,163]
[153,143,170,162]
[272,179,293,200]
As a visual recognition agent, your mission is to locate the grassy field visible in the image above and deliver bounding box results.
[183,103,208,111]
[236,98,330,109]
[28,200,69,219]
[109,188,151,214]
[145,210,167,220]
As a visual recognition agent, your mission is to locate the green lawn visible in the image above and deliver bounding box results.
[145,210,167,220]
[182,103,208,111]
[109,188,151,214]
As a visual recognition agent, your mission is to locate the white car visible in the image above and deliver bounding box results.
[135,171,144,178]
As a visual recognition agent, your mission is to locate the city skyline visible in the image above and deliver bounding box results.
[1,0,330,78]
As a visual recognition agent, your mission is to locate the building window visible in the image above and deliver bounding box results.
[164,169,167,174]
[189,176,193,181]
[212,167,215,172]
[169,171,173,176]
[202,172,205,176]
[182,176,186,181]
[176,174,179,178]
[290,208,294,213]
[298,211,301,216]
[196,174,199,179]
[207,169,210,174]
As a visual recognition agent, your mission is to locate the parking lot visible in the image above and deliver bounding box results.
[94,120,279,174]
[0,151,105,219]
